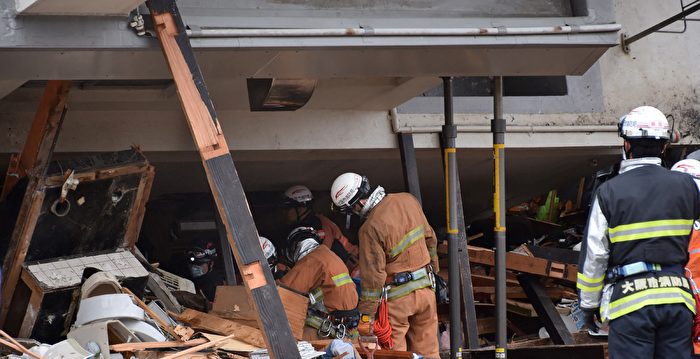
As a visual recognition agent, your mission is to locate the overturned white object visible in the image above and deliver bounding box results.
[81,271,122,300]
[75,294,144,326]
[120,319,167,342]
[68,319,142,357]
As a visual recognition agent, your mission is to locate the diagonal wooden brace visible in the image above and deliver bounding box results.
[146,1,300,358]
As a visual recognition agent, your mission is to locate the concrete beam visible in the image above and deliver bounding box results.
[16,0,143,16]
[0,80,26,100]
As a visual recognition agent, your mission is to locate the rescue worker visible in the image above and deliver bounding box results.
[277,226,359,340]
[186,238,224,301]
[259,235,285,279]
[671,159,700,356]
[283,185,359,274]
[330,173,439,359]
[577,106,700,359]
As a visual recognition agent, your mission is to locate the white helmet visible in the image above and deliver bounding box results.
[687,150,700,162]
[618,106,670,140]
[330,172,371,214]
[284,227,320,264]
[672,159,700,179]
[259,236,276,261]
[283,185,313,207]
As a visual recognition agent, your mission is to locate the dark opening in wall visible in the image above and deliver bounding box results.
[420,76,568,97]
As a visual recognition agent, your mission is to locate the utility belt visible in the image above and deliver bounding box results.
[306,308,360,340]
[384,265,435,301]
[600,262,694,322]
[606,261,683,283]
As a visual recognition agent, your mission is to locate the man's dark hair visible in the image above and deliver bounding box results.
[627,138,666,158]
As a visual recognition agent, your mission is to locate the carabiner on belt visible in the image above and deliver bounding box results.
[318,318,334,338]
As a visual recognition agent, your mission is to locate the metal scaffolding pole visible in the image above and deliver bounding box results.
[442,77,463,359]
[492,76,507,359]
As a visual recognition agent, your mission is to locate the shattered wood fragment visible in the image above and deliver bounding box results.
[159,334,235,359]
[172,309,266,348]
[173,325,194,341]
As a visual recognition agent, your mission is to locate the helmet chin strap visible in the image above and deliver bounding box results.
[360,186,386,218]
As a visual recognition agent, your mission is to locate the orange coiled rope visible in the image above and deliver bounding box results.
[373,296,393,349]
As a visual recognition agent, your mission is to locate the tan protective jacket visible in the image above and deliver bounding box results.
[318,214,360,274]
[279,245,358,313]
[357,193,439,314]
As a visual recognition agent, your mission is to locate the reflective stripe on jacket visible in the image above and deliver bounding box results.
[357,193,439,314]
[279,245,358,313]
[578,157,700,314]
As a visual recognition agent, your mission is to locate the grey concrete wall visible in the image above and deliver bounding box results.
[397,0,700,144]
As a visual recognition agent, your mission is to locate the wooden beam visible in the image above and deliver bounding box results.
[1,81,71,200]
[467,245,577,282]
[471,274,520,287]
[517,274,575,345]
[0,81,70,327]
[123,163,155,248]
[473,285,575,301]
[146,1,299,358]
[110,338,208,352]
[172,309,265,348]
[216,212,238,286]
[398,133,422,204]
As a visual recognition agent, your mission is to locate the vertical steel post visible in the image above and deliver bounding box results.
[442,77,462,359]
[492,76,507,359]
[398,132,423,204]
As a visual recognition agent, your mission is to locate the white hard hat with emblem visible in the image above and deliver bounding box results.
[618,106,670,140]
[284,185,313,206]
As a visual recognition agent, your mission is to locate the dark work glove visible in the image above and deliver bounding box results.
[582,307,601,332]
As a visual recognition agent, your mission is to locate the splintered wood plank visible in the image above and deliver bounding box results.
[0,81,70,327]
[172,309,265,348]
[145,1,299,358]
[110,338,208,352]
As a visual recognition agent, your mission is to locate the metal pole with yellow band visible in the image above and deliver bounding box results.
[492,76,507,359]
[442,76,463,359]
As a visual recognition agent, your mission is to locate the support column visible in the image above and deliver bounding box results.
[442,77,463,359]
[146,1,299,357]
[216,213,238,286]
[492,76,507,359]
[398,132,422,204]
[439,79,480,351]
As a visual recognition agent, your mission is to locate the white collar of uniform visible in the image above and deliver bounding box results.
[619,157,662,174]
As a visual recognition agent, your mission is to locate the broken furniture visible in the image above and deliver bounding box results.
[11,249,150,343]
[1,148,153,342]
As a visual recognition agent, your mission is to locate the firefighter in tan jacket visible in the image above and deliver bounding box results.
[282,185,360,274]
[330,172,440,358]
[277,226,360,340]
